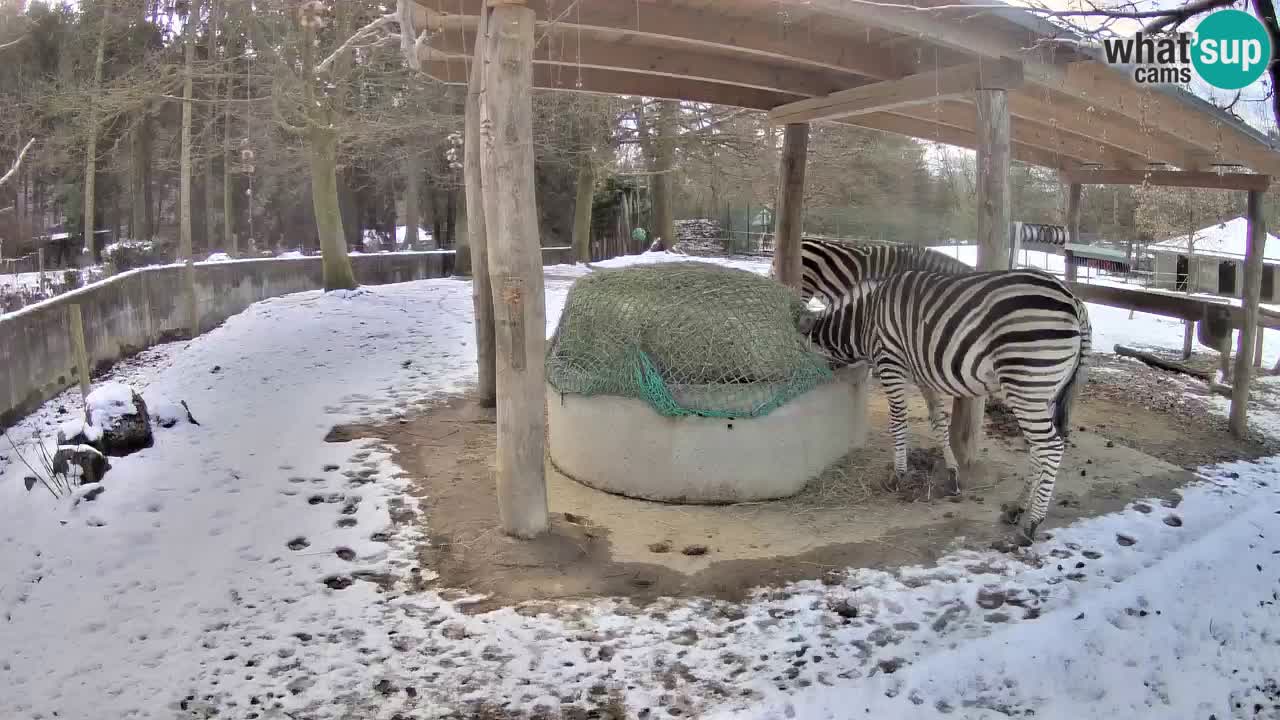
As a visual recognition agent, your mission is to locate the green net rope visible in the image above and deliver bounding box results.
[547,262,834,418]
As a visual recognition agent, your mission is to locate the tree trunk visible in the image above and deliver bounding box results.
[1065,182,1081,282]
[479,3,548,538]
[308,130,357,291]
[204,0,221,253]
[446,188,457,248]
[404,154,420,250]
[464,6,494,403]
[571,155,594,264]
[651,100,677,250]
[130,118,149,240]
[82,1,110,263]
[178,0,195,265]
[771,122,808,290]
[224,75,235,256]
[953,88,1011,470]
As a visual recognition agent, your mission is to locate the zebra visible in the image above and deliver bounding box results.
[799,268,1092,544]
[792,238,974,307]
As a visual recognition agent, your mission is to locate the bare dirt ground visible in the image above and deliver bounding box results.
[329,356,1274,614]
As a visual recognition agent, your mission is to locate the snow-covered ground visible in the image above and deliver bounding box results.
[1,250,1278,719]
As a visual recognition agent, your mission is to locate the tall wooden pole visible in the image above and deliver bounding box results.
[480,2,548,538]
[771,122,809,291]
[465,8,496,406]
[1230,188,1267,437]
[953,88,1011,468]
[1065,182,1082,282]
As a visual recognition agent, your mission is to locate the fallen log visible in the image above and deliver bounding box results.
[1113,344,1233,398]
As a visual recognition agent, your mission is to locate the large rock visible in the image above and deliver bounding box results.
[85,383,154,457]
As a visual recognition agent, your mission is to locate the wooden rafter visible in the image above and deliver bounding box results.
[766,59,1023,125]
[406,0,1280,176]
[1060,168,1271,191]
[427,29,866,97]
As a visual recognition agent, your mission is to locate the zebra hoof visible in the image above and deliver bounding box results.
[944,467,961,496]
[1000,502,1024,526]
[1015,521,1040,547]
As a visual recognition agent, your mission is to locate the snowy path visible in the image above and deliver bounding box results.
[0,252,1277,719]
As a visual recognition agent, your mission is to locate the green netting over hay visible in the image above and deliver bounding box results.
[546,262,834,418]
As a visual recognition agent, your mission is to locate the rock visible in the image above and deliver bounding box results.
[85,384,153,456]
[681,544,709,556]
[52,444,110,484]
[975,588,1006,610]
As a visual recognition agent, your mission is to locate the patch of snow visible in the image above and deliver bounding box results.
[140,390,188,428]
[57,417,102,443]
[1,253,1279,719]
[85,382,140,431]
[205,252,232,262]
[278,250,306,259]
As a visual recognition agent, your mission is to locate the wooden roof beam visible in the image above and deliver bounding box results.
[767,59,1023,125]
[785,0,1280,173]
[839,112,1082,170]
[427,29,865,98]
[421,57,805,109]
[1060,168,1271,191]
[892,101,1150,168]
[411,0,907,80]
[1058,62,1280,175]
[1007,91,1190,168]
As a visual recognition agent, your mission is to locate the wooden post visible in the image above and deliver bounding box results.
[68,304,91,403]
[771,122,809,290]
[1255,327,1265,368]
[1230,188,1267,437]
[952,88,1011,468]
[1065,183,1082,282]
[479,1,548,539]
[37,247,44,293]
[465,7,496,406]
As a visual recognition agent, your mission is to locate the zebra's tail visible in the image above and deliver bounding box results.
[1054,299,1092,439]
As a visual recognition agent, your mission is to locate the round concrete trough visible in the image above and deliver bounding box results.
[546,364,869,504]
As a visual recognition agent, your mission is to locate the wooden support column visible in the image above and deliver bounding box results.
[479,1,548,538]
[1065,182,1082,282]
[464,7,496,407]
[1230,188,1267,437]
[953,87,1011,468]
[770,122,809,290]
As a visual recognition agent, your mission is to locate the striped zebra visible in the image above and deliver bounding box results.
[793,238,973,306]
[800,268,1092,544]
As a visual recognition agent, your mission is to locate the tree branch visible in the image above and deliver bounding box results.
[0,34,26,52]
[317,13,396,75]
[1255,0,1280,127]
[0,138,35,188]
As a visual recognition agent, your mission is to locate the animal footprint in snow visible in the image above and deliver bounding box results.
[287,537,309,551]
[1163,515,1183,527]
[336,517,357,529]
[1116,533,1137,547]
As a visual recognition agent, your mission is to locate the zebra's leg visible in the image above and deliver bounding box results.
[880,368,912,491]
[921,387,960,495]
[1006,401,1066,545]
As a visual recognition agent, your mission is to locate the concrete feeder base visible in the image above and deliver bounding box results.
[546,364,869,504]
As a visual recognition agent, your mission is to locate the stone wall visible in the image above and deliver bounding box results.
[1,248,576,428]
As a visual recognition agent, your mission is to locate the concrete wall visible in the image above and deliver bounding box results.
[1,248,576,428]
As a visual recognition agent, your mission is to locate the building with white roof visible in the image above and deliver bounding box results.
[1149,217,1280,302]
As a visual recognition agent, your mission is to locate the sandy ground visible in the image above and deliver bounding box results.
[329,356,1268,613]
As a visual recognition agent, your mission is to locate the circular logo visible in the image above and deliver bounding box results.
[1192,9,1273,90]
